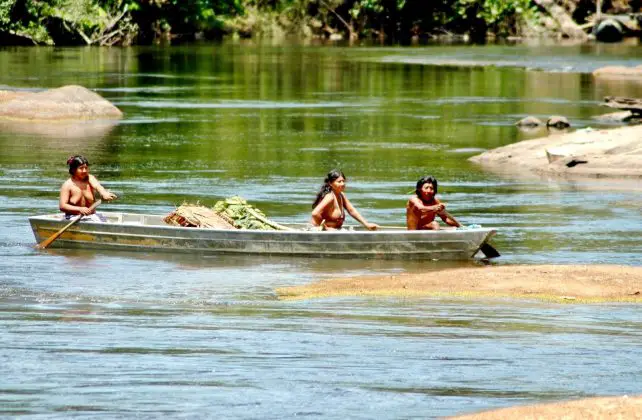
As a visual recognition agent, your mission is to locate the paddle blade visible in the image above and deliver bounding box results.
[35,217,79,249]
[35,199,102,249]
[480,243,501,259]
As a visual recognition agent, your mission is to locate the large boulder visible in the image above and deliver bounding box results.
[0,85,122,120]
[0,90,30,103]
[469,125,642,178]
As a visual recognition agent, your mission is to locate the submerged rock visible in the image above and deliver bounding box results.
[0,85,122,121]
[515,116,544,127]
[0,118,118,140]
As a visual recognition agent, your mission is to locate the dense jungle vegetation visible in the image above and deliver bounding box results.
[0,0,639,46]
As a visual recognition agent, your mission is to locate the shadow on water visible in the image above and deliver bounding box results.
[39,247,479,277]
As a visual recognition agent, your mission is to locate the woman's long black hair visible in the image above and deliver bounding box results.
[67,155,89,175]
[312,169,345,208]
[415,175,438,197]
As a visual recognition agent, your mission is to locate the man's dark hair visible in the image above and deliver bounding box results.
[415,175,438,197]
[67,155,89,175]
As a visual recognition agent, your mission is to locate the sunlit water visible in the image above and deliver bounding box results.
[0,43,641,418]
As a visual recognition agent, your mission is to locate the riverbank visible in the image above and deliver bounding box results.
[276,265,642,303]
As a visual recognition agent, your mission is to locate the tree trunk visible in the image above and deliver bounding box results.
[533,0,588,40]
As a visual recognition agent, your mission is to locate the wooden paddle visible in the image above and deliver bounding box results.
[442,209,501,259]
[35,200,102,249]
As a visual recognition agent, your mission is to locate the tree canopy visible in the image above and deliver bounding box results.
[0,0,633,45]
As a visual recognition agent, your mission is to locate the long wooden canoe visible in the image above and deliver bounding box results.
[29,211,498,260]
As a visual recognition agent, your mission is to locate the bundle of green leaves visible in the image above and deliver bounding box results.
[212,196,277,230]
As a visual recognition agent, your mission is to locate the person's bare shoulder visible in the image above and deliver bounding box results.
[407,196,420,208]
[60,178,73,190]
[314,193,334,210]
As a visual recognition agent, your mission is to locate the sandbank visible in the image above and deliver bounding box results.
[449,395,642,419]
[277,265,642,303]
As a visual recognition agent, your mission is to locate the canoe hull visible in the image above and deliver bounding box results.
[29,212,497,260]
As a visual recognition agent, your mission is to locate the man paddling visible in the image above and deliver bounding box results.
[59,155,116,221]
[406,175,459,230]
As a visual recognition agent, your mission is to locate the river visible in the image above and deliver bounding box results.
[1,42,641,418]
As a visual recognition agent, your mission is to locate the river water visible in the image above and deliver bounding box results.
[1,43,641,418]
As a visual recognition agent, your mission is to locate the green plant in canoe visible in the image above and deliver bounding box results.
[165,197,290,230]
[213,196,282,230]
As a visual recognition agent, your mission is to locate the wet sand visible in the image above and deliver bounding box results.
[277,265,642,303]
[449,395,642,419]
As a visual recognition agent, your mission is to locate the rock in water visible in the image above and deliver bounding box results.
[546,115,570,129]
[0,85,122,120]
[515,116,544,127]
[470,124,642,179]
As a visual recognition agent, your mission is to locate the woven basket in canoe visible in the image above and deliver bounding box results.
[164,204,236,229]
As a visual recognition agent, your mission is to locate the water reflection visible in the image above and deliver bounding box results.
[0,43,641,417]
[0,119,118,140]
[41,247,478,278]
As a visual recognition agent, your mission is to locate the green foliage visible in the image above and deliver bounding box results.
[350,0,383,18]
[0,0,138,45]
[213,196,279,230]
[0,0,16,27]
[0,0,55,44]
[130,0,242,42]
[20,20,53,43]
[1,0,544,44]
[454,0,537,35]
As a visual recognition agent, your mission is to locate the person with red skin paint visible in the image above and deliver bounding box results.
[59,155,116,220]
[406,175,459,230]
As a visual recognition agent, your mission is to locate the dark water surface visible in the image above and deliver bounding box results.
[1,43,641,418]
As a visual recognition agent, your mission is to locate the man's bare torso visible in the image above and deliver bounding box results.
[406,196,441,230]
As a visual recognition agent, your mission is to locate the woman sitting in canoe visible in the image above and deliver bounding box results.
[406,175,460,230]
[311,170,379,231]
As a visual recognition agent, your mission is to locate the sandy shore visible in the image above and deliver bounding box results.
[448,395,642,419]
[277,265,642,303]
